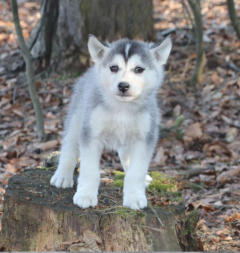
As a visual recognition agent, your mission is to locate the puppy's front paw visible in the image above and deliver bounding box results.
[145,174,152,187]
[50,171,73,188]
[73,191,98,209]
[123,192,147,210]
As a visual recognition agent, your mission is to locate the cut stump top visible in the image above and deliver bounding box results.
[0,167,186,251]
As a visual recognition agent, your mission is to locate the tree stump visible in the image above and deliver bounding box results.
[0,166,191,251]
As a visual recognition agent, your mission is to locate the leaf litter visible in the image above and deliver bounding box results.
[0,0,240,250]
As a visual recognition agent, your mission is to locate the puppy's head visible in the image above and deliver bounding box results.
[88,35,172,102]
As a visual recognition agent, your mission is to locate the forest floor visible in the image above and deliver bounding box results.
[0,0,240,251]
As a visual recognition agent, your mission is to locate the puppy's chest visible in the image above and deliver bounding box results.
[90,107,150,148]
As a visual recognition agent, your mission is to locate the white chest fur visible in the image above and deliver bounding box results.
[90,106,151,150]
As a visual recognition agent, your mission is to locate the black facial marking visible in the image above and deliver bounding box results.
[115,39,131,62]
[103,39,152,67]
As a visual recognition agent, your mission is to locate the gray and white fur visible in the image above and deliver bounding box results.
[50,35,172,210]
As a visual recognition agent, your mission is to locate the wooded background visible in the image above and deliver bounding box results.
[0,0,240,251]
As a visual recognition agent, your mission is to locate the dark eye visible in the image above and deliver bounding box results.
[134,66,145,74]
[110,65,119,73]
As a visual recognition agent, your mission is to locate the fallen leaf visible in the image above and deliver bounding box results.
[153,147,167,166]
[211,71,223,85]
[5,163,16,174]
[101,177,113,184]
[217,166,240,185]
[184,122,203,141]
[225,213,240,222]
[35,140,59,151]
[1,135,20,150]
[203,141,233,158]
[225,128,238,143]
[0,33,8,42]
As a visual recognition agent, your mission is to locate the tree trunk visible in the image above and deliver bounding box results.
[227,0,240,39]
[29,0,59,72]
[11,0,45,140]
[188,0,206,85]
[0,165,199,251]
[30,0,154,72]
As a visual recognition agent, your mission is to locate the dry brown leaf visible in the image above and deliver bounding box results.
[225,213,240,222]
[35,140,59,151]
[216,228,231,238]
[211,71,223,85]
[225,128,238,143]
[196,218,209,232]
[203,141,233,158]
[199,175,216,186]
[0,21,14,31]
[184,122,203,141]
[0,33,8,42]
[217,166,240,185]
[173,104,181,117]
[197,204,215,212]
[153,147,167,166]
[12,108,24,117]
[101,178,113,184]
[2,135,20,150]
[46,112,56,120]
[5,163,17,174]
[16,157,36,168]
[44,119,59,133]
[45,94,52,103]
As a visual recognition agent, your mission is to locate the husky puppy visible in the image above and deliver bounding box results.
[50,35,172,210]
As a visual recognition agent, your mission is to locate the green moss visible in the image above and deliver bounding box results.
[113,171,125,180]
[114,206,145,218]
[184,210,199,236]
[148,171,182,202]
[148,171,177,193]
[113,179,123,188]
[112,170,182,202]
[113,171,125,188]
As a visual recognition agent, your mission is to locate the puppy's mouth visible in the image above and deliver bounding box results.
[115,93,136,102]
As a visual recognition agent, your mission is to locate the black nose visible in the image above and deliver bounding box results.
[118,82,130,93]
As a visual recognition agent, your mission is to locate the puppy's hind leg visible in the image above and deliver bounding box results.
[118,148,130,172]
[50,116,79,188]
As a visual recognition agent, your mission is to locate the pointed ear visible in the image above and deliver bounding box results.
[88,35,108,62]
[151,37,172,65]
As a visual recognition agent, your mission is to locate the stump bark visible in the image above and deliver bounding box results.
[0,168,186,251]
